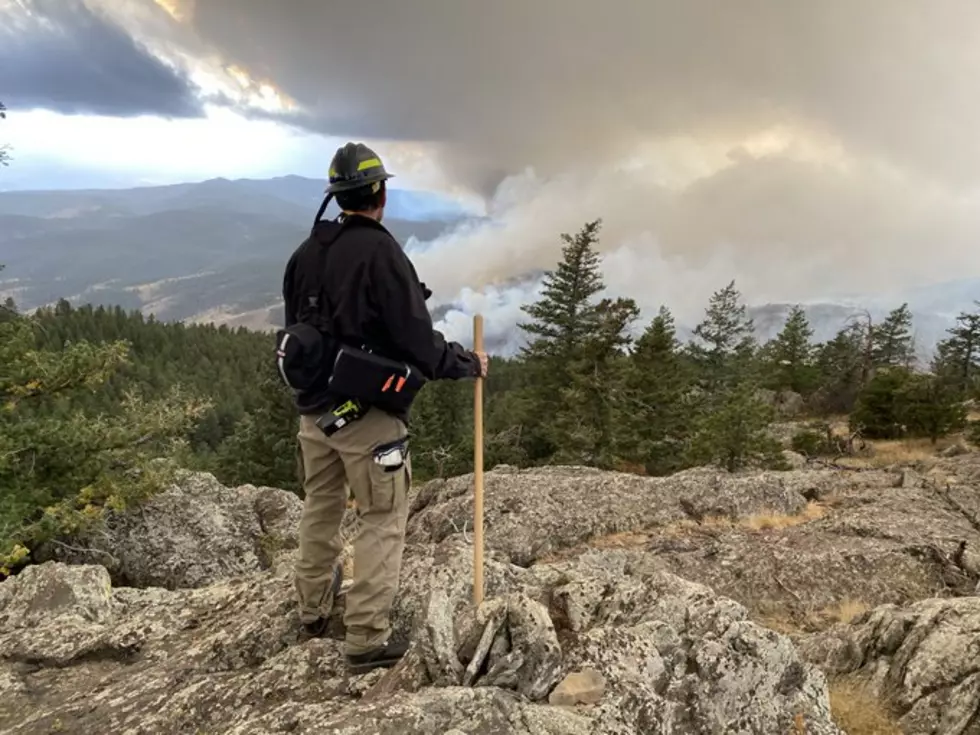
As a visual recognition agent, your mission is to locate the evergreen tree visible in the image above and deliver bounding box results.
[811,323,866,414]
[898,373,968,443]
[623,307,692,475]
[213,372,303,494]
[851,367,966,441]
[685,382,782,472]
[517,220,638,466]
[762,305,818,395]
[686,280,757,392]
[932,303,980,397]
[684,282,779,470]
[871,303,916,369]
[519,219,606,359]
[0,307,206,574]
[408,379,473,480]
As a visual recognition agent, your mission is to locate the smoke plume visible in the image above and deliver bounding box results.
[11,0,980,344]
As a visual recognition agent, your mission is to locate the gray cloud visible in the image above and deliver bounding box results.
[169,0,980,192]
[0,0,203,118]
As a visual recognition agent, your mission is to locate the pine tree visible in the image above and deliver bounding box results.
[932,303,980,397]
[623,306,692,475]
[0,306,206,574]
[517,220,638,466]
[811,323,865,414]
[684,282,780,470]
[762,305,818,395]
[519,219,606,360]
[685,382,782,472]
[872,303,915,369]
[851,367,966,442]
[407,379,473,480]
[213,373,303,494]
[686,280,757,392]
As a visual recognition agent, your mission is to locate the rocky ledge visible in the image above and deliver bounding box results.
[2,451,980,733]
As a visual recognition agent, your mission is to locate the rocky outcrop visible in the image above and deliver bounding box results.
[4,449,980,733]
[38,471,304,589]
[542,456,980,631]
[0,541,843,734]
[798,597,980,735]
[407,465,825,566]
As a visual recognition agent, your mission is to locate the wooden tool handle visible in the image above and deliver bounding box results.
[473,314,485,606]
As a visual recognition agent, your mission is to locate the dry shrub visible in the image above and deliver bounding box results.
[534,502,828,565]
[828,676,903,735]
[825,598,870,625]
[836,433,973,469]
[744,502,826,531]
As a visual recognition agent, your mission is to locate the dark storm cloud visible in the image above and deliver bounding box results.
[0,0,203,118]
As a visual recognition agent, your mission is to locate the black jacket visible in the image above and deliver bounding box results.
[282,214,480,419]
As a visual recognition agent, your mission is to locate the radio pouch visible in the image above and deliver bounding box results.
[328,344,426,413]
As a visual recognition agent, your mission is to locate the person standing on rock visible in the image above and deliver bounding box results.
[277,142,488,673]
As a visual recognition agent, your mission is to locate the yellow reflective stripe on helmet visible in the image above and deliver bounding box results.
[357,157,382,171]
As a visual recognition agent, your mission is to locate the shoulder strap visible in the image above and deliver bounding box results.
[311,193,334,233]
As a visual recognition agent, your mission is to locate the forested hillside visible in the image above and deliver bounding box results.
[2,220,979,575]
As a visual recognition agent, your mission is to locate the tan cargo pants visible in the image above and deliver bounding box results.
[294,407,410,655]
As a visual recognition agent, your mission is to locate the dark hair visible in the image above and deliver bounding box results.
[335,180,385,213]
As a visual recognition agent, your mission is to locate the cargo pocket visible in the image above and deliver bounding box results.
[367,438,408,513]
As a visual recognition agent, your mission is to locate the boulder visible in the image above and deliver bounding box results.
[798,597,980,735]
[39,471,305,588]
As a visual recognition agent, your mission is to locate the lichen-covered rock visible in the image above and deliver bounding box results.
[38,472,305,589]
[0,535,843,734]
[227,687,594,735]
[21,451,980,733]
[799,596,980,735]
[406,465,827,566]
[535,550,842,735]
[0,561,112,628]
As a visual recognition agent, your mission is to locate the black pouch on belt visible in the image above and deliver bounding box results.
[328,344,426,413]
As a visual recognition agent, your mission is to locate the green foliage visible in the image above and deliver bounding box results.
[811,323,866,414]
[871,303,915,369]
[682,281,781,471]
[0,312,207,574]
[850,367,967,441]
[761,305,819,395]
[932,303,980,398]
[685,382,783,471]
[622,306,693,475]
[212,370,302,494]
[686,280,757,392]
[517,220,640,467]
[790,424,838,457]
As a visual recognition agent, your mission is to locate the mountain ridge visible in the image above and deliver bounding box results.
[2,176,976,357]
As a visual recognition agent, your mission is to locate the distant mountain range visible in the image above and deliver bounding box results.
[0,175,470,331]
[1,175,976,358]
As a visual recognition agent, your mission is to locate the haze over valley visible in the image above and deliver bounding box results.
[1,175,975,359]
